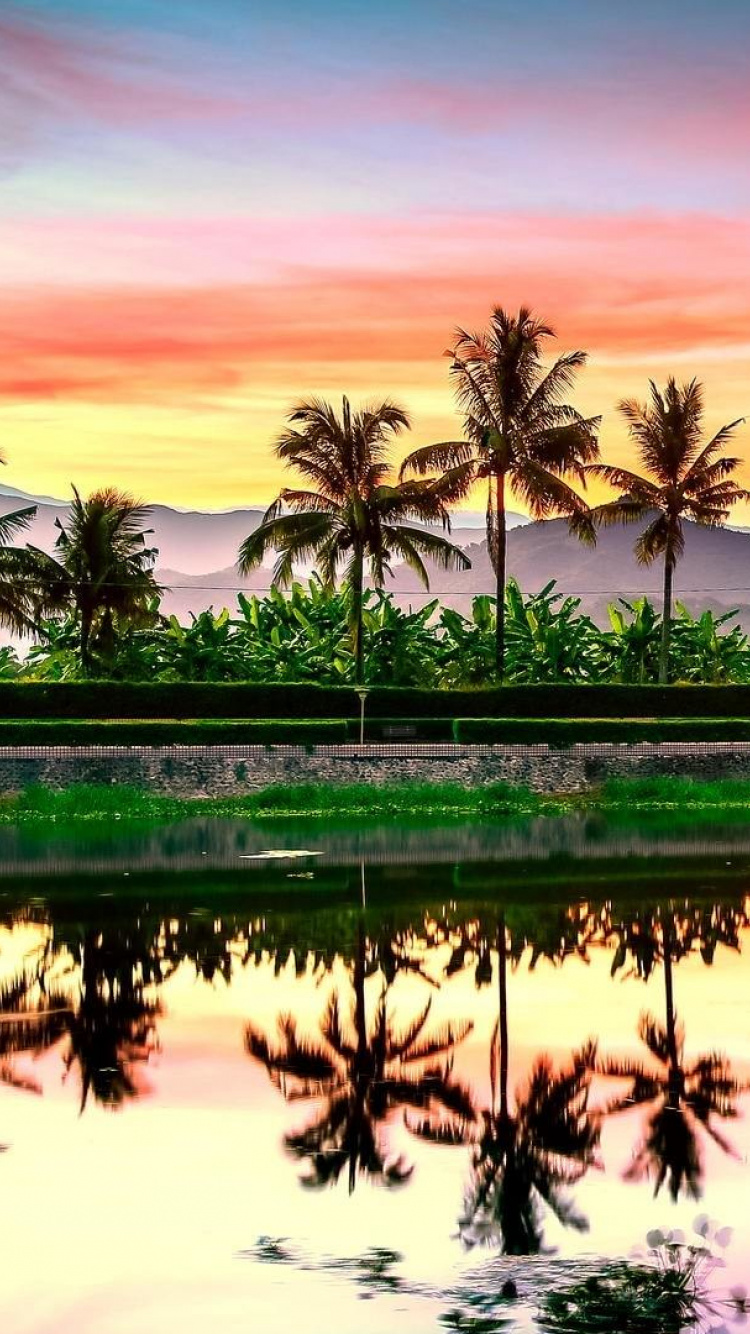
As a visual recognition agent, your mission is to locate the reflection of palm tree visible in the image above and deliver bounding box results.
[597,937,743,1201]
[463,921,599,1253]
[246,931,473,1192]
[415,918,600,1254]
[46,933,160,1112]
[0,971,69,1147]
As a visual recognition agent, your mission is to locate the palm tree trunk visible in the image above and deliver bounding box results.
[663,925,678,1070]
[495,472,507,679]
[497,915,509,1123]
[352,547,364,686]
[659,553,674,685]
[80,606,92,675]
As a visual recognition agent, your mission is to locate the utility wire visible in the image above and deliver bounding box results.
[8,579,750,598]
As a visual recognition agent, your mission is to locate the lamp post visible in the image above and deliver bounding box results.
[354,686,369,746]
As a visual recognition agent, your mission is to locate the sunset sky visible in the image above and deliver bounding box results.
[3,0,750,511]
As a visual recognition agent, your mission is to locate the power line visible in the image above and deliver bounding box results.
[9,578,750,597]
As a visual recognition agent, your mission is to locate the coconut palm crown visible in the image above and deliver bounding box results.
[238,396,470,682]
[589,378,748,682]
[28,487,162,674]
[399,307,601,676]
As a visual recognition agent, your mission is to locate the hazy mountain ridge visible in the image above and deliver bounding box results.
[3,485,750,629]
[156,519,750,629]
[0,486,524,579]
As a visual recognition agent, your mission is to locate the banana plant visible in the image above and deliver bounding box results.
[605,598,661,684]
[669,604,750,684]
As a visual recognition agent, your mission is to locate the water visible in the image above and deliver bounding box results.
[1,814,749,1333]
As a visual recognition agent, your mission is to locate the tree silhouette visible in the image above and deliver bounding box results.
[44,929,161,1112]
[238,396,469,683]
[596,911,745,1200]
[589,378,749,682]
[29,487,161,673]
[400,307,600,675]
[411,915,600,1253]
[0,970,69,1147]
[246,928,473,1192]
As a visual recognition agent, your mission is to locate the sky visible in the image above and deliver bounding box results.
[2,0,750,511]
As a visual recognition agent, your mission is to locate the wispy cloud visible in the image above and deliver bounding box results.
[0,7,244,165]
[1,210,748,408]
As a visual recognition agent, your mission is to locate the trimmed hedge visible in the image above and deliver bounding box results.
[3,681,750,721]
[0,682,360,720]
[453,717,750,746]
[0,719,349,747]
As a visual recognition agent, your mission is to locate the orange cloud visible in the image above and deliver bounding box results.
[1,214,750,409]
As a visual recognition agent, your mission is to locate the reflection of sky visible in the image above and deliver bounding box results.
[2,2,750,509]
[2,918,750,1331]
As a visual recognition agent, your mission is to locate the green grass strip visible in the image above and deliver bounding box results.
[3,775,750,824]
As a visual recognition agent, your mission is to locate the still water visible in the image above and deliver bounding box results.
[1,814,749,1332]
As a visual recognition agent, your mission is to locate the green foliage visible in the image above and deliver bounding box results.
[18,578,750,690]
[540,1218,748,1333]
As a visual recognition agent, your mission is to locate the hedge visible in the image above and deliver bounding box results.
[0,682,360,720]
[0,719,349,747]
[4,681,750,720]
[453,717,750,746]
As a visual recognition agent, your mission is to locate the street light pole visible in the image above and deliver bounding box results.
[355,686,369,746]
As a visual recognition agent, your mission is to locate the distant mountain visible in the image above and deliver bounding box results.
[0,486,266,576]
[4,484,750,630]
[0,486,525,577]
[154,518,750,629]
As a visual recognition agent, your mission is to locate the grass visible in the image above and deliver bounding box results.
[3,775,750,824]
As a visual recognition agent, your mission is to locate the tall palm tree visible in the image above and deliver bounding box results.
[597,912,744,1201]
[238,397,470,683]
[246,927,473,1192]
[399,308,601,676]
[589,378,749,683]
[411,916,600,1253]
[29,487,162,674]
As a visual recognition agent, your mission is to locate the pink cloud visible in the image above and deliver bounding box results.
[1,210,749,408]
[0,9,244,162]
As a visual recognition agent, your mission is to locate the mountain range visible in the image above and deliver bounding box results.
[2,484,750,628]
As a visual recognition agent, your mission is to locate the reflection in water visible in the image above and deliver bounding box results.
[411,917,601,1254]
[0,970,68,1137]
[247,924,473,1192]
[0,833,750,1331]
[598,915,744,1201]
[4,927,161,1113]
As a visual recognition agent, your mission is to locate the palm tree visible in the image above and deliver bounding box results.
[589,378,749,683]
[246,927,473,1192]
[29,487,162,674]
[597,913,744,1201]
[237,397,470,683]
[0,506,48,636]
[399,308,601,676]
[411,917,600,1253]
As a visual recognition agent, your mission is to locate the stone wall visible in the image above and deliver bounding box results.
[2,741,750,796]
